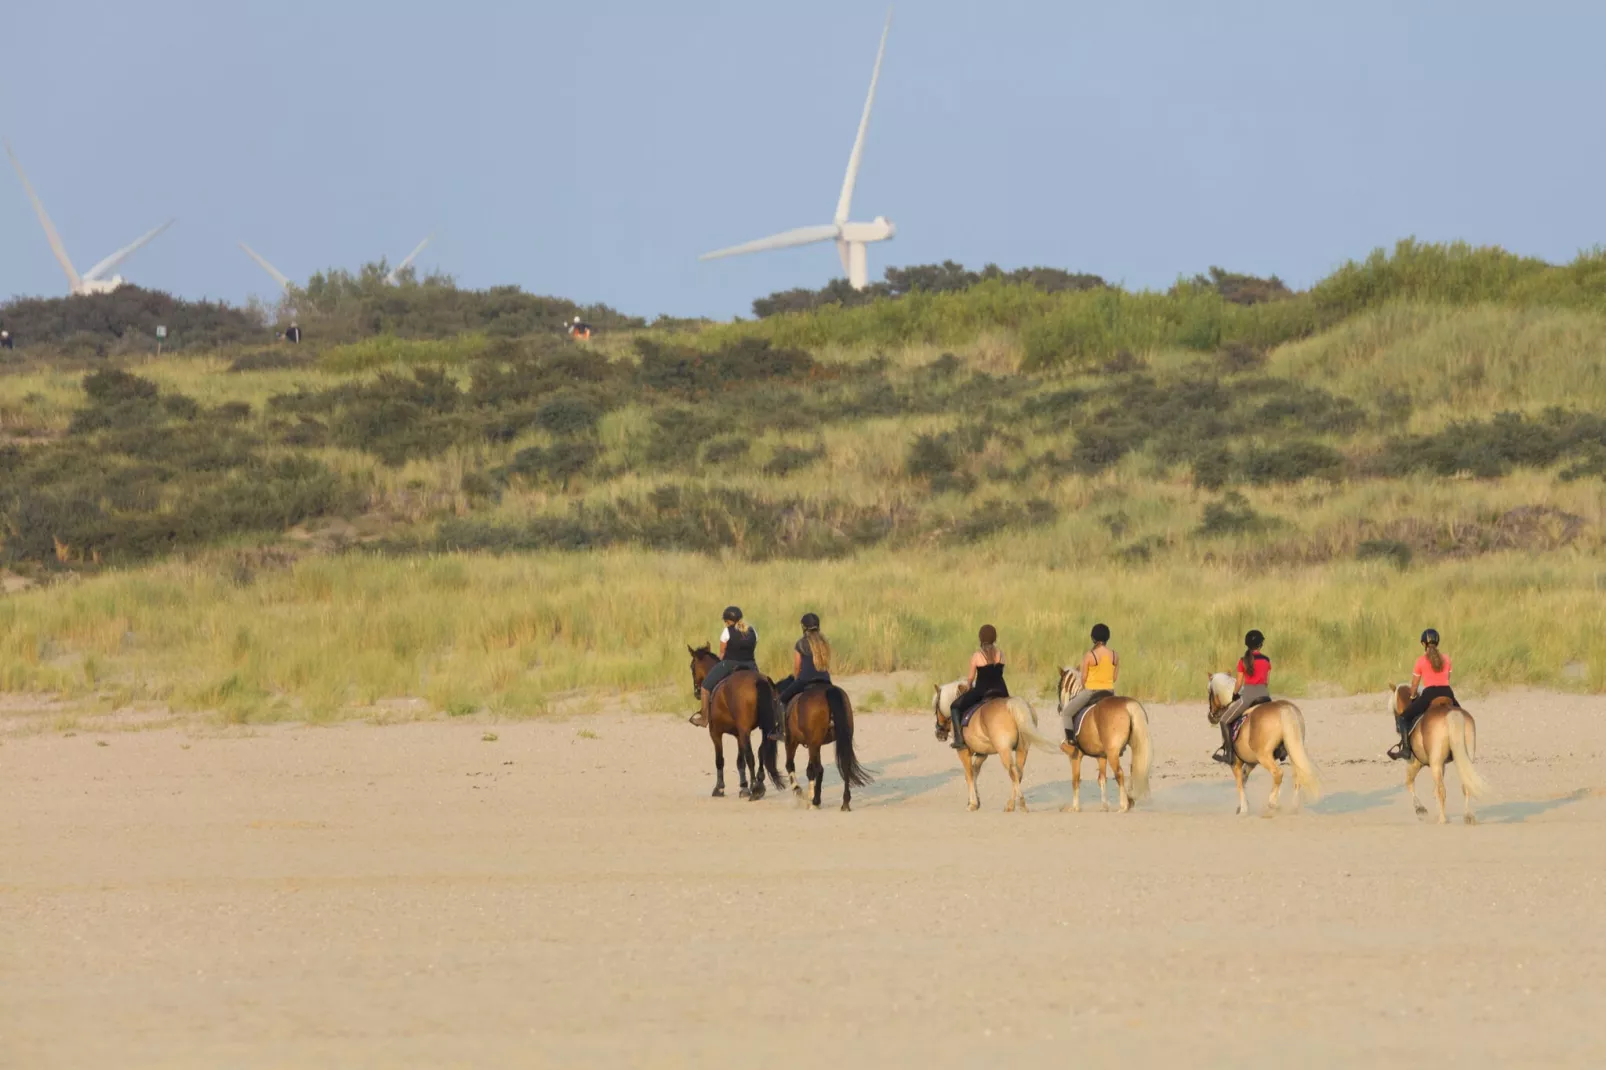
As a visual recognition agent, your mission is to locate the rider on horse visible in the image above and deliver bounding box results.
[949,624,1008,749]
[1060,623,1118,740]
[1391,628,1457,760]
[690,606,760,728]
[1213,629,1271,763]
[775,612,833,711]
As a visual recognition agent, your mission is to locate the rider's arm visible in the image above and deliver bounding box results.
[793,650,803,675]
[1234,668,1246,696]
[1409,671,1422,698]
[1110,650,1119,686]
[1081,650,1096,677]
[719,641,728,659]
[967,650,983,686]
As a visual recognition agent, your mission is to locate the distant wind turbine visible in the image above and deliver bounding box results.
[237,233,437,290]
[701,9,896,290]
[6,140,174,296]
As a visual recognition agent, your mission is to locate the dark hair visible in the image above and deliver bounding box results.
[978,624,997,645]
[1091,623,1110,644]
[1243,629,1264,673]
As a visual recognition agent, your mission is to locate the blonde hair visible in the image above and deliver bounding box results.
[805,629,832,672]
[730,618,750,635]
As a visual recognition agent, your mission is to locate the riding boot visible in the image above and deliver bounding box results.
[689,690,709,728]
[950,713,968,750]
[1389,723,1411,761]
[1212,719,1234,763]
[765,695,785,743]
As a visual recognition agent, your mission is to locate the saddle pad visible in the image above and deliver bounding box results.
[1070,691,1116,740]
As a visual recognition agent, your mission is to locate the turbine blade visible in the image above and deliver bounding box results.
[834,9,891,226]
[837,238,852,276]
[5,139,82,291]
[386,232,434,284]
[847,242,870,290]
[700,223,841,261]
[239,242,292,289]
[83,219,174,282]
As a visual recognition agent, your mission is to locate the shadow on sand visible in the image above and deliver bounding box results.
[1309,787,1399,816]
[1479,788,1594,825]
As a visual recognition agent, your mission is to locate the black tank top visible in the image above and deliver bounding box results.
[724,626,757,663]
[973,661,1007,696]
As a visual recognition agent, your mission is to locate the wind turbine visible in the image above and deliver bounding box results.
[701,10,896,291]
[6,140,173,296]
[237,233,437,290]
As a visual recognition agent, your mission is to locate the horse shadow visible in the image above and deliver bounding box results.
[1309,787,1398,816]
[1479,789,1594,825]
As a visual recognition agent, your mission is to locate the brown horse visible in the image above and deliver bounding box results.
[1206,673,1323,816]
[1387,685,1488,825]
[1054,668,1152,813]
[783,683,872,811]
[688,645,782,800]
[933,681,1056,812]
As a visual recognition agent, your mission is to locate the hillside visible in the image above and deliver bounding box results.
[3,240,1606,720]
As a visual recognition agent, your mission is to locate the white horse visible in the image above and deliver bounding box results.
[933,680,1056,812]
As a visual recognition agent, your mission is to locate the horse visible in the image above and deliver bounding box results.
[688,645,783,800]
[1205,673,1323,816]
[1054,667,1153,813]
[783,683,873,811]
[1387,685,1488,825]
[933,681,1056,812]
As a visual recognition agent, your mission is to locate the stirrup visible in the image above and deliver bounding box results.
[1211,748,1232,764]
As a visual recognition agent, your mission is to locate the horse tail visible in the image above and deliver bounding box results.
[1127,701,1152,802]
[827,687,872,788]
[1277,705,1323,804]
[1446,708,1489,799]
[755,677,782,783]
[1008,698,1057,751]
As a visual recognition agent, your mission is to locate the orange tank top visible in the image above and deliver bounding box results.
[1084,648,1116,691]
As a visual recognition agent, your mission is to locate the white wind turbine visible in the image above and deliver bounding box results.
[701,10,896,290]
[6,140,174,296]
[237,233,436,290]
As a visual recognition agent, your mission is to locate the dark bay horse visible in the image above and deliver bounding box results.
[783,683,872,811]
[688,645,782,800]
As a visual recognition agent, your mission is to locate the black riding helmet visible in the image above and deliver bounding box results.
[1420,628,1440,644]
[722,606,743,623]
[800,612,820,630]
[1245,629,1265,649]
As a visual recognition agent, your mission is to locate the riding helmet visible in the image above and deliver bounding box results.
[1244,629,1264,649]
[1420,628,1440,645]
[979,624,998,645]
[1091,623,1110,643]
[800,612,821,630]
[722,606,743,623]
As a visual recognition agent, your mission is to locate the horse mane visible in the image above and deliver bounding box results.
[933,680,967,717]
[1208,672,1236,707]
[691,643,713,657]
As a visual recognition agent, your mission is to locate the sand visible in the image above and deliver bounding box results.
[3,685,1605,1068]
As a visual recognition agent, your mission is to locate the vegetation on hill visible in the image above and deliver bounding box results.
[4,238,1606,718]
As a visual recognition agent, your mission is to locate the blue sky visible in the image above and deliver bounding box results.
[3,0,1601,319]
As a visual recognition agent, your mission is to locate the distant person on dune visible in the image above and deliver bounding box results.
[567,316,593,340]
[284,322,301,344]
[0,329,12,351]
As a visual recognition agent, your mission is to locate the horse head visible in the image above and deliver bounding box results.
[1057,666,1083,715]
[1205,672,1236,724]
[688,644,715,696]
[1387,683,1412,717]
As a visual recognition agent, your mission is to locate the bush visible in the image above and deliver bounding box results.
[763,444,825,476]
[1195,491,1276,537]
[1236,441,1345,484]
[534,392,603,437]
[498,441,601,489]
[1358,539,1414,568]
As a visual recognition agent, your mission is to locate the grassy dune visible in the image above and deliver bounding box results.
[4,241,1606,721]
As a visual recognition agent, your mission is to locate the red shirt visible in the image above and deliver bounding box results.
[1238,654,1271,686]
[1414,653,1452,688]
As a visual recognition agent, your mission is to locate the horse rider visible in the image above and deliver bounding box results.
[689,606,759,728]
[1061,623,1118,741]
[1212,629,1271,763]
[948,624,1008,748]
[1391,628,1457,760]
[775,611,833,713]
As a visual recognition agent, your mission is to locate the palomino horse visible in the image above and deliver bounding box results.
[933,681,1055,812]
[1055,668,1153,813]
[1206,673,1323,815]
[688,645,782,800]
[1387,685,1488,825]
[783,683,872,811]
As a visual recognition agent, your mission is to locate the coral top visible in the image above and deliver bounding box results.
[1415,653,1452,688]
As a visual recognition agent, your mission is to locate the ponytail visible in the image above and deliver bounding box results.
[805,629,832,672]
[732,619,750,635]
[1242,629,1265,676]
[1426,642,1444,673]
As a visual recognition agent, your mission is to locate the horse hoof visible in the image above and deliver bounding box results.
[1464,814,1478,826]
[792,786,803,796]
[712,788,724,798]
[1437,816,1447,825]
[1100,804,1110,813]
[1414,805,1428,816]
[967,803,980,812]
[748,789,765,802]
[840,803,851,812]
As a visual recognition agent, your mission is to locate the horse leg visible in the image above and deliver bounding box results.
[1462,776,1478,826]
[1405,758,1428,817]
[1001,743,1023,813]
[743,732,765,802]
[712,733,726,798]
[1096,755,1110,812]
[1061,750,1082,814]
[1233,760,1249,816]
[786,737,800,793]
[1111,750,1129,813]
[961,751,980,811]
[1264,751,1284,815]
[808,744,824,810]
[1431,760,1447,825]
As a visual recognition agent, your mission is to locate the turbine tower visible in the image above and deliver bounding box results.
[701,10,895,290]
[6,140,173,296]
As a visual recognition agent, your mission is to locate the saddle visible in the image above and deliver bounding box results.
[958,688,1007,728]
[1069,691,1115,740]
